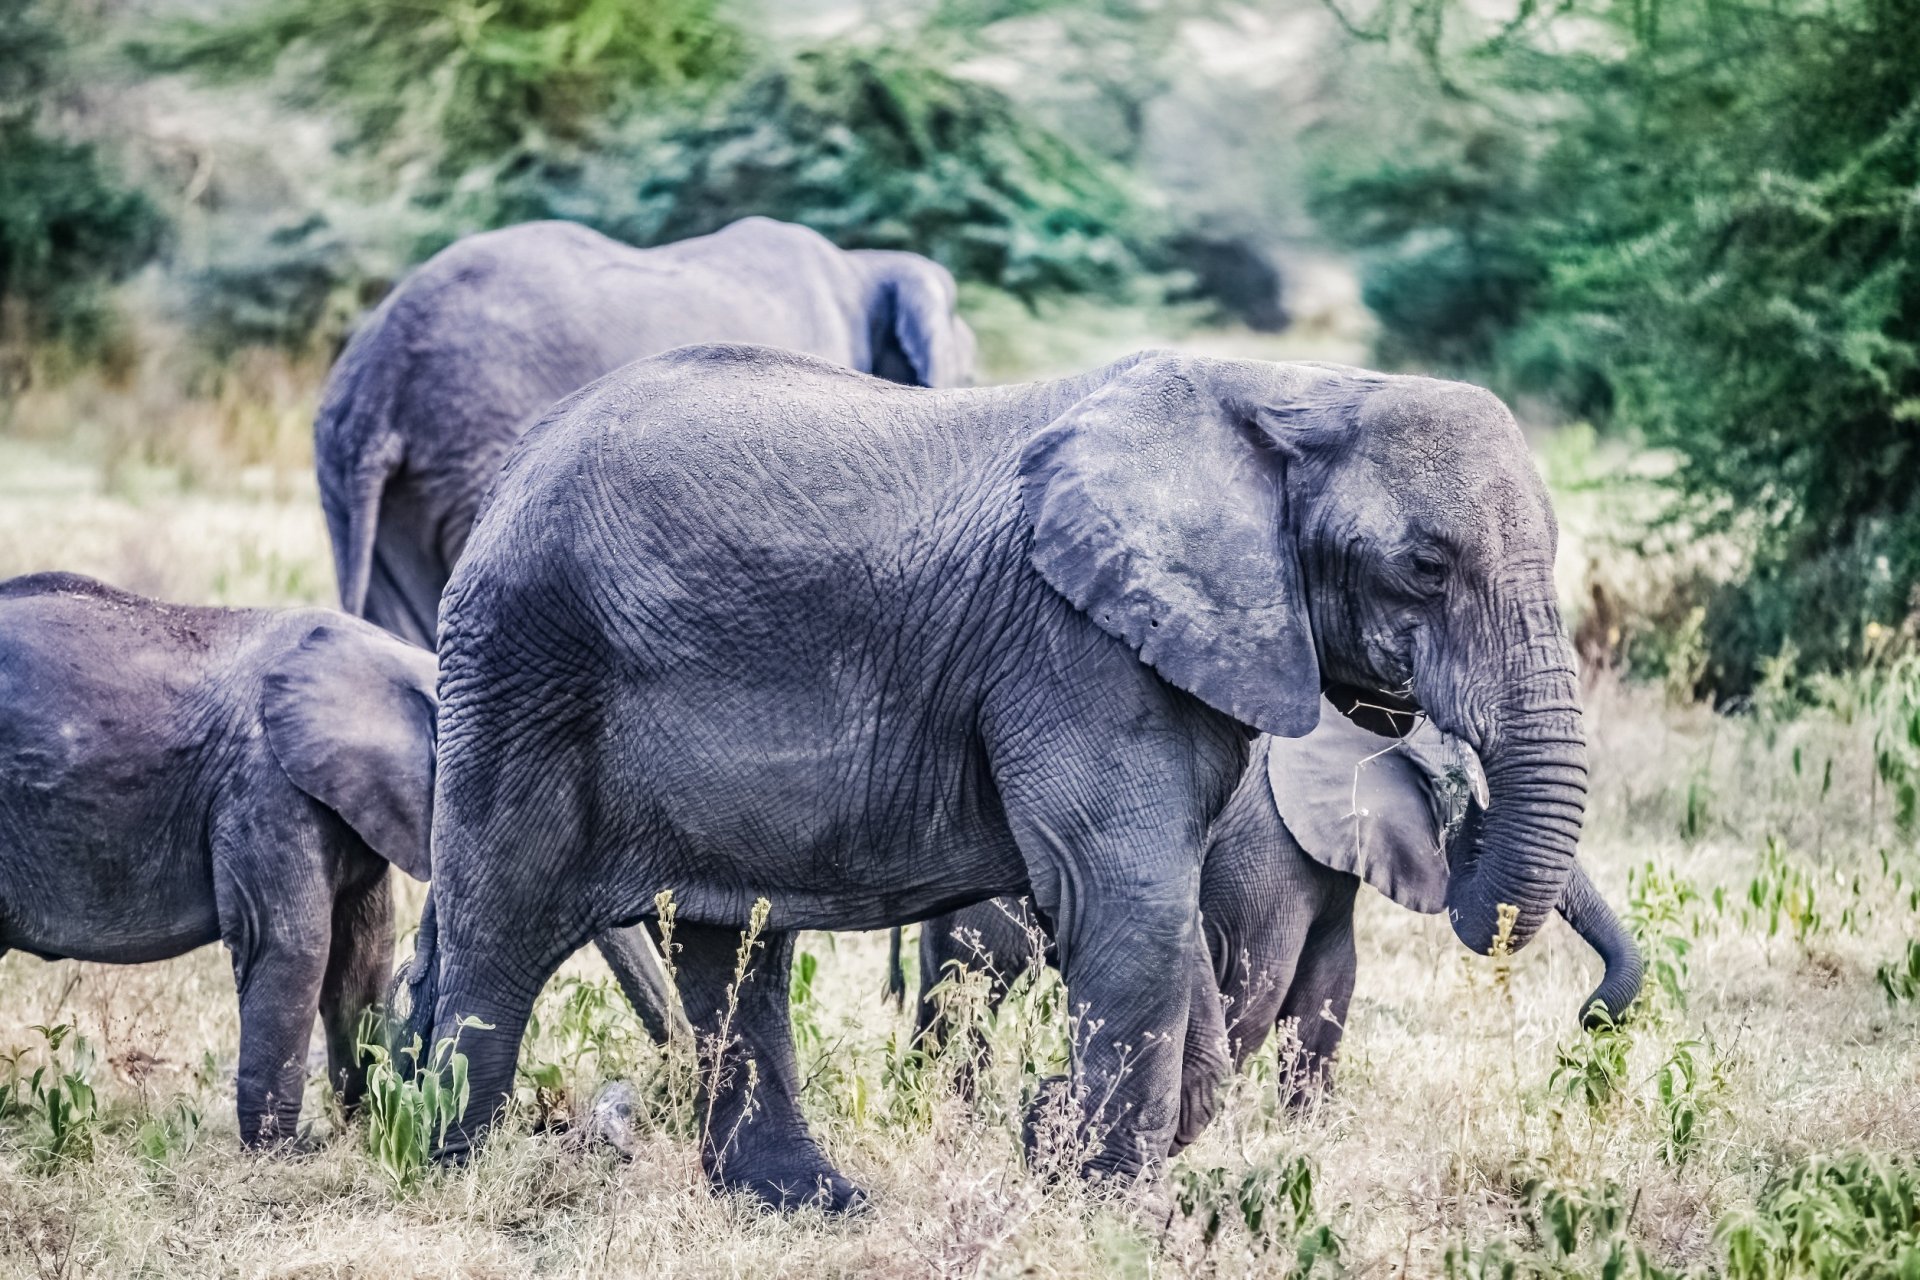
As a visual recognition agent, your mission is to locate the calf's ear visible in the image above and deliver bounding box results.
[1266,703,1451,913]
[262,621,438,880]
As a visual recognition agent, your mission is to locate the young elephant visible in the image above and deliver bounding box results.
[0,573,438,1145]
[904,703,1644,1100]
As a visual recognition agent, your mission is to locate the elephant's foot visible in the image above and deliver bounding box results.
[709,1140,866,1213]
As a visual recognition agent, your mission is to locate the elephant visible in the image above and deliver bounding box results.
[315,216,977,647]
[404,343,1590,1211]
[0,572,440,1146]
[901,701,1643,1103]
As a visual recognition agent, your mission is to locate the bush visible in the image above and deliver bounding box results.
[502,42,1155,298]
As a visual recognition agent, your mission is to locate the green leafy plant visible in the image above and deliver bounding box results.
[1719,1154,1920,1278]
[1653,1039,1722,1166]
[1627,860,1701,1016]
[1745,836,1824,944]
[0,1020,101,1167]
[1549,1012,1632,1114]
[357,1012,488,1192]
[1876,941,1920,1003]
[518,974,639,1129]
[1174,1152,1344,1269]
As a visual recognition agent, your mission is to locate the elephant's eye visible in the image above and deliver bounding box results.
[1410,551,1448,585]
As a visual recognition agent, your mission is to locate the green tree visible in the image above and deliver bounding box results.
[131,0,750,182]
[1310,0,1920,693]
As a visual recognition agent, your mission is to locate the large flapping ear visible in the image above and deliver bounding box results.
[1265,701,1455,912]
[1020,354,1329,737]
[262,621,438,880]
[869,253,975,388]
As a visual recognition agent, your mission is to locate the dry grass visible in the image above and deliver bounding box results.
[3,349,1918,1278]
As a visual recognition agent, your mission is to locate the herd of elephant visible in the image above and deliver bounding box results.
[0,215,1644,1210]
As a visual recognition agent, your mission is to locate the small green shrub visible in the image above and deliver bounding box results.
[1627,860,1701,1016]
[357,1013,487,1192]
[0,1020,101,1167]
[1876,941,1920,1003]
[1549,1014,1632,1114]
[1745,836,1824,944]
[1173,1152,1344,1269]
[1719,1154,1920,1279]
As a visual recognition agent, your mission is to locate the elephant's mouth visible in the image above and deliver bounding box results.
[1323,680,1422,738]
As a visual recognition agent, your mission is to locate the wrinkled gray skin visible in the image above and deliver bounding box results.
[405,344,1588,1211]
[905,706,1643,1103]
[0,573,439,1147]
[316,216,977,647]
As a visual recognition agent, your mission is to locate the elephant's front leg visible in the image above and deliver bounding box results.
[1038,880,1207,1183]
[675,922,861,1212]
[229,931,330,1148]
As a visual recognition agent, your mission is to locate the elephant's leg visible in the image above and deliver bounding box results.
[230,935,330,1148]
[675,922,859,1211]
[1029,879,1205,1183]
[362,501,451,648]
[593,922,688,1044]
[1205,905,1309,1070]
[914,900,1036,1098]
[318,870,394,1114]
[1274,879,1359,1109]
[424,855,591,1159]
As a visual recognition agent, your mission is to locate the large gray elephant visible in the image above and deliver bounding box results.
[315,216,977,646]
[405,344,1589,1210]
[904,703,1643,1102]
[0,573,439,1145]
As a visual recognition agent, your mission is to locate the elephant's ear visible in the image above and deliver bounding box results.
[261,621,438,880]
[871,254,974,388]
[1020,354,1322,737]
[1266,705,1450,913]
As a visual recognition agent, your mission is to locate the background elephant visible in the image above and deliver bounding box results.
[0,572,439,1146]
[315,216,977,646]
[902,701,1644,1102]
[409,343,1589,1210]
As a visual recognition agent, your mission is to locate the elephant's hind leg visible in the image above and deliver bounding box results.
[676,921,862,1213]
[319,869,395,1115]
[1275,878,1360,1110]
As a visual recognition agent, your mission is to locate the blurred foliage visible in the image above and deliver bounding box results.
[134,1,1165,305]
[0,0,166,357]
[129,0,750,181]
[1309,0,1920,696]
[505,41,1155,298]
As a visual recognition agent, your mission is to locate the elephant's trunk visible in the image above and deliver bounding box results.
[1443,599,1588,956]
[1556,864,1644,1026]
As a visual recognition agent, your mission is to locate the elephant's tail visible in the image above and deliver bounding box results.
[885,926,907,1009]
[313,305,406,621]
[1557,864,1646,1028]
[387,889,441,1065]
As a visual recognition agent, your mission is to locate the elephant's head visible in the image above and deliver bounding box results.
[1021,353,1586,957]
[852,250,977,389]
[261,620,439,880]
